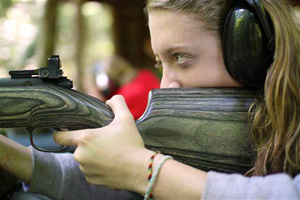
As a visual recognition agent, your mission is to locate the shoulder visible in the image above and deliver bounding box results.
[293,173,300,191]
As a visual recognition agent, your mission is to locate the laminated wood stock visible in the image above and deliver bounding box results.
[0,84,258,174]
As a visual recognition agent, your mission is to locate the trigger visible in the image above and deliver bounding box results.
[26,128,69,152]
[26,128,38,150]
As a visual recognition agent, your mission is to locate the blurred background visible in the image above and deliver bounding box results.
[0,0,161,151]
[0,0,158,90]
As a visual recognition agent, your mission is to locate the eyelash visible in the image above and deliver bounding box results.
[154,54,191,69]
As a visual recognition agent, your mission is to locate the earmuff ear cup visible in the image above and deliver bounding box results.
[223,1,273,88]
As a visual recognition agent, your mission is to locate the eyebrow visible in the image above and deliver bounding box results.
[154,45,193,57]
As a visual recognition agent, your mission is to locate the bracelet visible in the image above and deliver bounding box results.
[144,155,173,200]
[148,151,159,181]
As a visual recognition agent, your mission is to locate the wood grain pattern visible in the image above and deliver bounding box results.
[0,84,258,174]
[0,84,114,130]
[138,88,257,173]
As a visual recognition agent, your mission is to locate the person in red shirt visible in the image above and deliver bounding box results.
[91,55,160,119]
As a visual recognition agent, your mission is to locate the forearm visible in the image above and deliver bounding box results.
[131,150,300,199]
[0,134,32,184]
[132,149,207,199]
[29,148,143,200]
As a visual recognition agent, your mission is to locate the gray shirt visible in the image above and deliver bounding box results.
[25,148,300,199]
[25,148,142,200]
[203,171,300,199]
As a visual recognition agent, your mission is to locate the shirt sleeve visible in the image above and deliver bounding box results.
[202,171,300,199]
[25,147,143,200]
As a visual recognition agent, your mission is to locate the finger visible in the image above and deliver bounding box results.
[106,95,133,121]
[53,130,83,146]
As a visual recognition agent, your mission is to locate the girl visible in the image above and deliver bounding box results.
[1,0,300,199]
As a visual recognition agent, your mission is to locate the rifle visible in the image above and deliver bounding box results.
[0,55,258,174]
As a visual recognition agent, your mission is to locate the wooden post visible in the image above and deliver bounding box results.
[37,0,60,67]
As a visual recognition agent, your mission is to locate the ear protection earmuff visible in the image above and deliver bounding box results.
[223,0,275,88]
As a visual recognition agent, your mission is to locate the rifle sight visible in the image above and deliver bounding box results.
[6,55,73,89]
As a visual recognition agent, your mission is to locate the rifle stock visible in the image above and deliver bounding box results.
[0,84,258,174]
[0,84,113,129]
[138,88,257,173]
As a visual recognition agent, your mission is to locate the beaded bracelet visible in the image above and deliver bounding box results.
[144,155,173,200]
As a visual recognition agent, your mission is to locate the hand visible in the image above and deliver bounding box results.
[54,95,152,192]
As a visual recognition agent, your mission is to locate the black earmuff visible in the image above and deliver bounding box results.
[223,0,275,88]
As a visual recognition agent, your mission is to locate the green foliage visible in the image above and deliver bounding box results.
[0,0,13,17]
[0,0,114,82]
[0,0,45,75]
[0,128,7,136]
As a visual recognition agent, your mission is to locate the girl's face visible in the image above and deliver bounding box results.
[149,9,242,88]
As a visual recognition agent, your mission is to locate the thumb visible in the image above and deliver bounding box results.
[53,130,84,146]
[106,95,134,122]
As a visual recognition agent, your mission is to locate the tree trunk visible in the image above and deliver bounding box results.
[37,0,60,67]
[74,0,85,92]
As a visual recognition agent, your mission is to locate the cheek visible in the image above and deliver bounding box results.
[176,69,204,88]
[177,66,224,88]
[179,66,242,88]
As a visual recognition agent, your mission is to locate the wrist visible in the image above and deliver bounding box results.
[145,154,173,199]
[127,148,163,195]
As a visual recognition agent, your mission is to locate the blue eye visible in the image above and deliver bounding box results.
[174,54,188,64]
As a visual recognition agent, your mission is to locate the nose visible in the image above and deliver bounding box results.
[160,67,181,88]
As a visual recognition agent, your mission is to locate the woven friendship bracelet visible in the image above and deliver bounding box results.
[144,155,173,200]
[148,151,159,182]
[147,151,159,199]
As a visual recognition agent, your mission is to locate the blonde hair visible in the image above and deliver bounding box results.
[146,0,234,37]
[146,0,300,177]
[250,0,300,177]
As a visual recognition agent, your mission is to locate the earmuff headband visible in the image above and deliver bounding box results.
[246,0,275,51]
